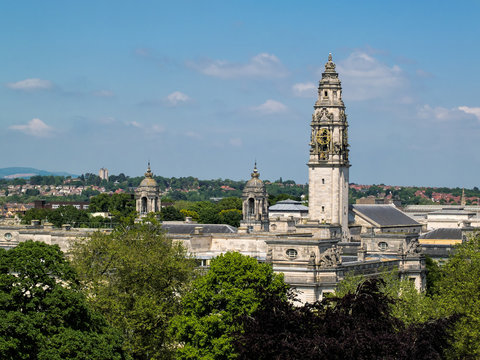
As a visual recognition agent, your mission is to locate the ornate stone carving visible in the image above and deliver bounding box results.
[318,245,342,268]
[325,53,336,72]
[308,251,316,268]
[405,238,422,256]
[315,107,334,122]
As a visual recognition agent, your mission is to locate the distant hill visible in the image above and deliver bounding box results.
[0,167,77,179]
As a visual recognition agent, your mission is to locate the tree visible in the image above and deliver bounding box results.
[219,209,242,227]
[335,270,434,325]
[170,252,288,360]
[0,241,125,360]
[425,256,442,297]
[71,219,196,360]
[234,279,455,360]
[160,206,184,221]
[217,197,242,211]
[433,232,480,358]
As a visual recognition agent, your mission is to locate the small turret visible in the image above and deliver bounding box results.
[135,162,161,216]
[240,162,269,232]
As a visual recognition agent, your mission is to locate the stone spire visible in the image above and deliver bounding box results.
[145,161,153,178]
[251,161,260,179]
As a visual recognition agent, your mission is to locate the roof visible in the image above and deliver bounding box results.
[351,204,419,227]
[161,223,237,235]
[419,228,462,240]
[269,199,308,212]
[139,177,158,187]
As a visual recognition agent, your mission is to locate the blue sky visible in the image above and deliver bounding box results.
[1,1,479,187]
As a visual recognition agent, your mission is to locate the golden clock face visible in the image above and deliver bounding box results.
[316,128,331,145]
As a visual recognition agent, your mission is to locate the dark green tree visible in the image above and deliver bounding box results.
[0,241,126,360]
[235,279,455,360]
[160,206,184,221]
[219,209,243,227]
[217,197,242,211]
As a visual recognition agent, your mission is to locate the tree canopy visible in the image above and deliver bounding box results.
[0,241,126,360]
[235,279,455,360]
[170,252,289,360]
[70,219,196,360]
[432,231,480,358]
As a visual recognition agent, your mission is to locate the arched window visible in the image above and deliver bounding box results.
[141,197,147,214]
[248,198,255,215]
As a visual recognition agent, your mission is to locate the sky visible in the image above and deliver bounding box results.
[1,0,480,188]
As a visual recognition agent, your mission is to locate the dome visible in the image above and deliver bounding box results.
[139,163,158,187]
[244,164,265,191]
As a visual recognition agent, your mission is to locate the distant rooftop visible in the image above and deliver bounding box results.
[269,199,308,212]
[161,223,237,235]
[420,228,462,240]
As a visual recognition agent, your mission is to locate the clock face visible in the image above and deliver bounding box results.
[316,128,331,145]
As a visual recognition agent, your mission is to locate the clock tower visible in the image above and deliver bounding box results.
[308,54,350,234]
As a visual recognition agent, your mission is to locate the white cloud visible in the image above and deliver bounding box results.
[125,121,165,133]
[417,105,470,122]
[251,99,288,114]
[458,106,480,121]
[9,118,54,137]
[165,91,190,106]
[93,90,114,97]
[336,51,406,101]
[6,78,54,91]
[292,82,316,97]
[189,53,288,79]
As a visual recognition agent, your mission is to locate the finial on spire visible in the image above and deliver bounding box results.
[324,53,336,72]
[251,162,260,179]
[145,162,153,178]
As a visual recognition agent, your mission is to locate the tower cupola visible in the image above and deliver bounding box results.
[135,162,161,216]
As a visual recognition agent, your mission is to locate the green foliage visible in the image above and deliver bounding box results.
[0,241,125,360]
[235,279,455,360]
[335,270,434,325]
[21,205,91,228]
[160,206,185,221]
[219,209,243,227]
[171,252,288,360]
[217,197,242,211]
[71,220,196,360]
[432,232,480,358]
[89,193,135,217]
[425,255,442,297]
[180,209,199,221]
